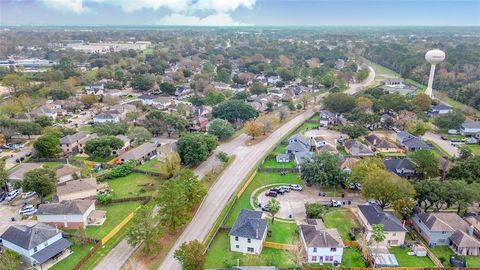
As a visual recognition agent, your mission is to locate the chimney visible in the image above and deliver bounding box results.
[468,225,474,236]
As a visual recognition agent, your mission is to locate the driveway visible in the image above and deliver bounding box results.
[304,127,344,146]
[344,66,376,95]
[422,132,459,158]
[5,146,33,170]
[0,201,37,236]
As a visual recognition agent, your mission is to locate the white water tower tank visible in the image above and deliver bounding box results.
[425,49,446,65]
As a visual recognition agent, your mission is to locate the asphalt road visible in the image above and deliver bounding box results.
[423,132,459,158]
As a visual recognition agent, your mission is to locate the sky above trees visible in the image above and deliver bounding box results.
[0,0,479,26]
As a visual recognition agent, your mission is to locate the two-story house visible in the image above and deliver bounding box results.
[0,223,72,267]
[383,158,417,179]
[59,132,95,154]
[229,209,267,255]
[36,200,105,229]
[356,204,407,247]
[299,221,344,264]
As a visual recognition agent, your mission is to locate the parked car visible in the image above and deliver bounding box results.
[0,192,7,202]
[318,192,327,197]
[19,205,37,216]
[280,186,291,192]
[22,191,36,199]
[265,191,278,197]
[441,136,448,140]
[15,157,25,163]
[330,199,342,207]
[289,184,303,191]
[5,190,20,202]
[259,203,269,211]
[355,183,362,191]
[270,188,285,195]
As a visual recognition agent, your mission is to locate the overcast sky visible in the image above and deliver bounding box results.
[0,0,479,26]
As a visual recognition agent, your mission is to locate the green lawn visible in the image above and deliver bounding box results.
[460,144,480,156]
[342,247,366,267]
[107,173,160,199]
[389,246,435,267]
[309,115,320,122]
[205,232,296,268]
[272,144,287,155]
[225,172,302,227]
[262,158,294,169]
[323,209,359,241]
[295,122,318,134]
[78,125,94,134]
[266,219,297,244]
[431,246,480,267]
[84,201,141,239]
[447,135,466,140]
[43,161,65,169]
[49,241,94,270]
[136,159,167,174]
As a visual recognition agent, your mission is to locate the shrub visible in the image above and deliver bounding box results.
[216,152,230,163]
[98,161,135,181]
[96,194,112,204]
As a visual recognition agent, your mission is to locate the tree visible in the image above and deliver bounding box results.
[160,82,176,95]
[362,169,415,209]
[355,96,373,111]
[102,95,120,106]
[341,125,368,139]
[22,168,56,201]
[2,73,29,93]
[0,249,20,270]
[84,136,124,159]
[76,226,89,247]
[371,224,386,250]
[57,57,77,77]
[212,100,259,124]
[18,122,42,139]
[323,93,355,113]
[301,153,345,187]
[305,202,328,219]
[176,169,206,208]
[409,150,439,179]
[412,93,432,111]
[393,198,415,220]
[204,91,226,106]
[395,110,417,130]
[176,132,218,165]
[127,127,152,145]
[163,152,181,178]
[0,161,8,190]
[34,115,53,128]
[144,110,167,136]
[93,122,128,136]
[244,120,264,139]
[447,155,480,183]
[350,158,386,184]
[164,113,188,137]
[299,93,310,109]
[49,89,72,100]
[127,205,163,255]
[207,118,234,140]
[131,74,154,91]
[356,69,369,82]
[214,68,231,83]
[405,120,430,136]
[174,240,205,270]
[80,94,98,107]
[278,108,288,122]
[414,180,445,211]
[249,82,267,95]
[433,110,466,130]
[33,134,61,158]
[267,198,280,223]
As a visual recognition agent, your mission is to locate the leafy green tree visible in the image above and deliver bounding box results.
[131,74,154,91]
[267,198,281,223]
[412,93,432,111]
[409,150,439,179]
[164,113,188,137]
[33,134,61,158]
[144,110,167,136]
[176,132,218,165]
[207,118,234,140]
[84,136,124,159]
[104,80,122,89]
[405,120,430,136]
[204,92,226,106]
[350,158,385,184]
[57,57,77,77]
[305,202,328,219]
[156,178,190,232]
[393,198,415,220]
[214,68,231,83]
[127,127,152,145]
[0,249,20,270]
[160,82,176,95]
[163,152,181,178]
[18,122,42,139]
[49,89,71,100]
[43,70,64,82]
[174,240,205,270]
[355,69,369,82]
[433,110,466,130]
[34,116,53,128]
[277,68,295,81]
[1,74,29,93]
[93,122,128,136]
[177,170,207,208]
[301,153,345,187]
[447,155,480,184]
[22,168,56,201]
[212,99,259,124]
[249,82,267,95]
[323,93,355,113]
[232,91,250,101]
[371,224,386,250]
[127,205,163,255]
[0,161,8,190]
[362,169,415,209]
[341,125,369,139]
[414,180,445,211]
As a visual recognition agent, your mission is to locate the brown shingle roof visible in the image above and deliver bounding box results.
[299,225,344,248]
[56,178,97,197]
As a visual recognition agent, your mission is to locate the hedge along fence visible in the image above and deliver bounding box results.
[203,110,315,253]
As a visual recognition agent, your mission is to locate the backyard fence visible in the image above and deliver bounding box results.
[344,240,359,247]
[263,241,296,250]
[304,268,463,270]
[237,170,257,198]
[72,241,103,270]
[63,233,99,244]
[132,168,167,178]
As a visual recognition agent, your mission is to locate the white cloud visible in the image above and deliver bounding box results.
[156,13,249,26]
[42,0,91,13]
[192,0,256,12]
[92,0,189,13]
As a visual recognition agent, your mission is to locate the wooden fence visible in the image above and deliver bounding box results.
[264,241,296,250]
[237,170,257,198]
[72,241,102,270]
[344,240,359,247]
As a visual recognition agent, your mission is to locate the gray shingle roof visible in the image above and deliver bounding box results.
[289,134,311,148]
[60,132,88,144]
[384,159,415,172]
[286,141,309,153]
[31,238,72,264]
[358,204,406,232]
[299,225,344,248]
[462,121,480,129]
[344,140,374,156]
[117,142,156,162]
[230,209,267,240]
[0,223,61,250]
[37,200,94,215]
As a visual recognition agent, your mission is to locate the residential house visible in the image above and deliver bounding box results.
[189,117,209,132]
[0,223,72,267]
[285,142,309,154]
[365,134,399,153]
[356,204,407,247]
[293,151,313,168]
[299,221,344,264]
[276,154,290,163]
[93,112,120,123]
[465,215,480,239]
[343,140,374,157]
[288,134,311,149]
[334,59,345,70]
[117,142,157,164]
[56,178,98,202]
[384,159,417,179]
[55,164,81,183]
[36,200,105,229]
[7,163,43,191]
[319,110,337,127]
[411,212,480,255]
[339,157,359,174]
[428,104,453,116]
[60,132,95,154]
[460,121,480,136]
[396,131,431,152]
[267,76,282,85]
[85,83,104,95]
[113,135,130,156]
[229,209,267,255]
[30,105,58,120]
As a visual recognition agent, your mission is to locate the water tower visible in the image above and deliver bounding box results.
[425,49,446,98]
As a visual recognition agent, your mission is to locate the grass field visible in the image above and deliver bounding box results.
[224,172,302,227]
[262,158,295,169]
[389,246,435,267]
[42,161,65,169]
[323,209,359,240]
[78,125,94,134]
[266,219,297,244]
[136,159,167,174]
[272,144,287,155]
[204,232,296,268]
[460,144,480,155]
[342,247,367,267]
[431,246,480,267]
[294,122,318,134]
[107,173,160,199]
[49,241,94,270]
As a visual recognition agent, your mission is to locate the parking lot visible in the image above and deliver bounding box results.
[0,196,38,235]
[256,184,365,222]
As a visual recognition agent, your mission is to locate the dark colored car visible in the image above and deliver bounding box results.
[318,192,327,197]
[265,191,278,197]
[0,192,7,202]
[270,188,285,195]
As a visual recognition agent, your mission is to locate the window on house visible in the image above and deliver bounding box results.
[235,245,239,248]
[330,248,336,252]
[313,247,317,253]
[326,256,333,261]
[311,256,317,262]
[34,247,38,252]
[235,236,239,241]
[247,238,251,243]
[442,231,447,234]
[247,247,254,252]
